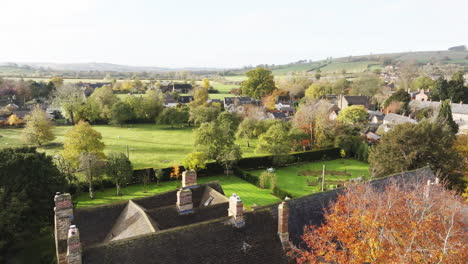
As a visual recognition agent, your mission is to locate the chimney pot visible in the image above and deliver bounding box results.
[67,225,82,264]
[278,201,290,248]
[228,194,244,227]
[176,188,193,214]
[182,170,197,188]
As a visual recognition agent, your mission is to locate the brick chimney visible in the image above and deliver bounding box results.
[278,201,290,248]
[228,194,245,227]
[67,225,82,264]
[176,188,193,214]
[54,192,73,264]
[182,170,197,188]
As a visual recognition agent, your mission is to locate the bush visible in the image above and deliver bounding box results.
[259,171,276,189]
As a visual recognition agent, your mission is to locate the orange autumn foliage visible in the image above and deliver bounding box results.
[170,164,181,180]
[295,180,468,264]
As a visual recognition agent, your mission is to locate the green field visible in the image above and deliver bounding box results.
[250,159,370,197]
[0,124,259,169]
[75,175,280,209]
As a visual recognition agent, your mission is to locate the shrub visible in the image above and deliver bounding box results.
[258,171,276,189]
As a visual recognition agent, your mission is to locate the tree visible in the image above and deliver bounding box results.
[158,107,189,128]
[447,71,468,103]
[183,152,208,172]
[88,85,118,120]
[110,101,134,126]
[106,152,133,196]
[382,89,411,113]
[189,105,220,125]
[398,60,418,91]
[22,105,55,146]
[453,134,468,189]
[52,84,85,124]
[62,121,106,167]
[305,82,332,99]
[349,75,382,96]
[241,67,276,99]
[295,180,467,264]
[218,146,242,175]
[217,111,241,133]
[194,121,233,159]
[337,105,368,125]
[49,77,64,88]
[259,171,277,190]
[141,89,164,121]
[79,153,105,199]
[0,148,66,261]
[314,68,322,80]
[412,75,435,92]
[256,123,291,156]
[276,76,312,98]
[437,99,458,134]
[368,121,459,182]
[201,78,210,89]
[7,114,21,126]
[332,78,351,95]
[236,117,258,147]
[192,86,209,106]
[431,76,449,101]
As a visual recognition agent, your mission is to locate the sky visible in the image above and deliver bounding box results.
[1,0,467,68]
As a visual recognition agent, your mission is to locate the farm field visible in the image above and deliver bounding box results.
[74,175,280,209]
[0,124,259,169]
[250,159,370,197]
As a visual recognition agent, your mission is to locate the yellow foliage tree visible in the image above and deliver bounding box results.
[22,105,55,146]
[7,114,21,126]
[62,121,105,167]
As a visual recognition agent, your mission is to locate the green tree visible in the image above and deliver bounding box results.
[337,105,368,125]
[241,67,276,99]
[110,101,134,126]
[49,76,64,88]
[447,71,468,103]
[431,77,449,101]
[332,78,352,95]
[218,146,242,175]
[368,121,460,182]
[412,76,435,92]
[0,148,66,262]
[192,86,209,106]
[305,82,332,99]
[382,89,411,113]
[189,105,220,125]
[158,107,189,128]
[437,100,458,134]
[349,75,382,96]
[62,121,106,167]
[106,152,133,196]
[88,85,118,120]
[194,121,236,161]
[256,123,291,156]
[141,89,164,121]
[236,117,258,147]
[79,153,105,199]
[217,111,241,133]
[315,68,322,80]
[52,84,86,124]
[183,152,208,172]
[21,105,55,146]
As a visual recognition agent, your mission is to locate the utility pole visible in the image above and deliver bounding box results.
[321,164,325,192]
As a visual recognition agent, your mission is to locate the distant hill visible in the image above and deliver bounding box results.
[271,50,468,75]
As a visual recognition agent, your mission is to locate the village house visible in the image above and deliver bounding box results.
[368,110,384,124]
[337,95,372,110]
[53,168,435,264]
[163,95,194,107]
[315,100,340,120]
[409,89,430,101]
[159,82,193,93]
[383,113,418,125]
[268,111,288,121]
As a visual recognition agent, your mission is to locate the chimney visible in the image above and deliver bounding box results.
[228,194,245,227]
[67,225,82,264]
[176,188,193,214]
[182,170,197,188]
[278,201,290,249]
[54,192,73,264]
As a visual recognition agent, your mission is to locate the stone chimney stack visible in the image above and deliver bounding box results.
[54,192,73,264]
[67,225,82,264]
[228,194,245,227]
[176,188,193,214]
[182,170,197,188]
[278,201,290,248]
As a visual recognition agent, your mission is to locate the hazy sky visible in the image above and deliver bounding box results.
[1,0,467,68]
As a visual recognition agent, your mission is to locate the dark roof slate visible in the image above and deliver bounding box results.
[82,209,288,264]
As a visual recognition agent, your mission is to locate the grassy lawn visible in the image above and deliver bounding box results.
[0,124,260,169]
[250,159,370,197]
[75,175,280,209]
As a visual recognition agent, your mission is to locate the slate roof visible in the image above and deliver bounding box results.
[344,95,371,107]
[383,113,417,124]
[410,100,468,115]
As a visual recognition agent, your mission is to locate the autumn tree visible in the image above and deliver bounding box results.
[88,85,118,120]
[7,114,21,126]
[336,105,368,125]
[349,75,382,96]
[295,180,468,264]
[305,82,332,99]
[192,86,209,106]
[106,152,133,196]
[62,121,106,167]
[22,105,55,146]
[369,121,460,182]
[201,78,210,89]
[241,67,276,99]
[49,77,64,88]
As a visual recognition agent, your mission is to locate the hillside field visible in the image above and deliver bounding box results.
[0,124,259,169]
